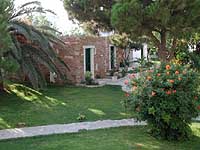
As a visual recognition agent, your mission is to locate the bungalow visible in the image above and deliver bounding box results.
[50,36,148,84]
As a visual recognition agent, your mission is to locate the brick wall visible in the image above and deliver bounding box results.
[53,36,123,84]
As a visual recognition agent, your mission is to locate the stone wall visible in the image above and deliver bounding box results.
[53,36,122,84]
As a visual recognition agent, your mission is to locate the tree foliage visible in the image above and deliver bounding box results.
[27,14,60,36]
[111,0,200,61]
[63,0,116,34]
[0,0,17,91]
[110,33,143,67]
[64,0,200,61]
[0,0,68,90]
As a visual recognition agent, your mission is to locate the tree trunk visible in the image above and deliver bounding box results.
[0,81,4,92]
[157,30,174,62]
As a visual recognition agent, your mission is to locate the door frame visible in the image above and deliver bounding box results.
[83,46,95,78]
[109,45,116,70]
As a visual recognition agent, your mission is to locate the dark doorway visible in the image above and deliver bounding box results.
[85,48,91,71]
[110,46,115,69]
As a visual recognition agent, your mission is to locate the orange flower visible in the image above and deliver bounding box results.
[168,79,174,83]
[183,71,186,74]
[124,80,129,85]
[166,90,171,95]
[152,91,156,96]
[197,105,200,110]
[157,73,161,77]
[166,72,170,75]
[166,65,171,70]
[173,90,176,93]
[125,93,130,97]
[128,74,135,79]
[147,76,152,81]
[148,70,153,73]
[194,96,198,100]
[178,77,182,81]
[175,71,179,75]
[132,86,137,91]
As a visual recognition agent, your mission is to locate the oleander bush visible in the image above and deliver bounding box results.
[124,63,200,140]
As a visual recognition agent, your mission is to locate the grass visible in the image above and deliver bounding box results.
[0,123,199,150]
[0,84,132,129]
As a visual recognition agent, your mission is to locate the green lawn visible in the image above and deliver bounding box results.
[0,124,199,150]
[0,84,132,129]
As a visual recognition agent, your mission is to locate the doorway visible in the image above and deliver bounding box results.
[109,45,116,70]
[84,46,94,78]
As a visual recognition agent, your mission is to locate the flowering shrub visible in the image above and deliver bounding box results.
[124,63,200,140]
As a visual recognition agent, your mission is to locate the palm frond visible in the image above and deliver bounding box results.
[9,35,22,60]
[21,58,45,89]
[8,21,32,39]
[2,0,70,89]
[37,25,62,35]
[19,1,41,9]
[19,44,67,88]
[9,1,56,20]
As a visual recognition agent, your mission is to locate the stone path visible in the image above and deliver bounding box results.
[195,116,200,121]
[0,119,146,141]
[97,74,134,92]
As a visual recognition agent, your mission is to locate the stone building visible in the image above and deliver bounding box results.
[52,36,123,84]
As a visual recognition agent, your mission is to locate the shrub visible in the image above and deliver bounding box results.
[121,68,127,77]
[109,69,116,76]
[124,63,200,140]
[77,113,86,122]
[85,71,93,85]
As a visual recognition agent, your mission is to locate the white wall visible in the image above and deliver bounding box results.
[143,43,148,59]
[129,43,148,67]
[132,49,142,61]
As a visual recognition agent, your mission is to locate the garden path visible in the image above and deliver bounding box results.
[97,74,135,92]
[0,119,146,140]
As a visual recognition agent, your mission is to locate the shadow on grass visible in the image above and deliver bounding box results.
[0,84,68,129]
[0,84,133,130]
[6,84,67,108]
[0,117,11,129]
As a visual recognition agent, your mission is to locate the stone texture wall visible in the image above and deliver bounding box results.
[53,36,122,84]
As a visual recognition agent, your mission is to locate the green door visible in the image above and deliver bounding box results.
[85,48,91,71]
[110,46,115,69]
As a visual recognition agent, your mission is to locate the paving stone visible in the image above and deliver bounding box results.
[0,119,146,140]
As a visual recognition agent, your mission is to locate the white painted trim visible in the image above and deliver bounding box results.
[142,43,148,60]
[109,45,117,70]
[83,46,95,78]
[83,45,95,49]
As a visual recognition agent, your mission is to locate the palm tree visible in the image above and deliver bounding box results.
[0,0,69,91]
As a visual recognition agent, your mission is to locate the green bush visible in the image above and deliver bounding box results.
[189,52,200,71]
[121,68,127,77]
[85,71,93,85]
[124,63,200,140]
[109,69,116,76]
